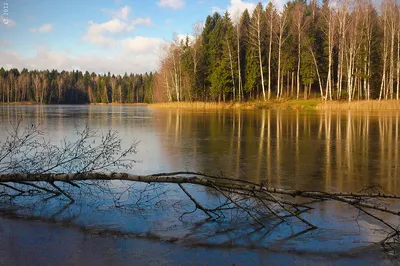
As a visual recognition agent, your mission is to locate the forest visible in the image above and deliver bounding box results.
[0,68,154,104]
[154,0,400,102]
[1,0,400,104]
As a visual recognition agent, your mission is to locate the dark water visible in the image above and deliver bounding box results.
[0,105,399,265]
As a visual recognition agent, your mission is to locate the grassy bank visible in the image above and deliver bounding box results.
[148,99,320,110]
[149,99,400,111]
[316,100,400,110]
[90,102,147,106]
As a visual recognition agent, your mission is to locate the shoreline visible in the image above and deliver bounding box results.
[0,102,147,106]
[148,100,320,110]
[149,99,400,111]
[316,100,400,110]
[2,100,400,110]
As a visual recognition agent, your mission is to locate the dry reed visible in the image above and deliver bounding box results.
[149,101,258,109]
[316,100,400,111]
[148,100,320,110]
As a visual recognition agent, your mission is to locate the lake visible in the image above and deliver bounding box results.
[0,104,399,265]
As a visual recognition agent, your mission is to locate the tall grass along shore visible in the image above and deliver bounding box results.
[149,100,400,111]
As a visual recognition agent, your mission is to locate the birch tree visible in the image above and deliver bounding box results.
[346,3,362,101]
[380,0,390,100]
[292,2,309,99]
[362,1,374,100]
[320,0,336,100]
[222,13,237,101]
[249,3,267,101]
[266,2,275,100]
[336,0,349,99]
[397,6,400,100]
[235,11,246,102]
[275,9,289,99]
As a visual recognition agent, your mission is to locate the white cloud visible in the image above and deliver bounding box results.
[228,0,257,23]
[83,5,153,48]
[83,18,128,47]
[0,16,16,28]
[121,36,164,53]
[102,5,131,20]
[157,0,185,10]
[116,5,131,19]
[175,34,195,44]
[132,17,152,26]
[129,17,152,30]
[212,0,257,23]
[30,23,53,33]
[0,45,161,74]
[83,17,153,47]
[271,0,287,11]
[211,6,225,14]
[100,18,127,33]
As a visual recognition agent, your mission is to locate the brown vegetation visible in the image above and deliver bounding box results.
[149,99,400,111]
[149,100,320,110]
[316,100,400,110]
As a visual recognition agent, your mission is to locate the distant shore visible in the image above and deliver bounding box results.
[0,102,147,106]
[0,101,38,105]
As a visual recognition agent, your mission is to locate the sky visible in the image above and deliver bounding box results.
[0,0,383,75]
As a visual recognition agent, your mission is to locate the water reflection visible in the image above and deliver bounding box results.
[1,105,400,256]
[0,105,399,194]
[153,109,400,194]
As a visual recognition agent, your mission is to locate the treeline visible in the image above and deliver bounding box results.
[154,0,400,102]
[0,68,154,104]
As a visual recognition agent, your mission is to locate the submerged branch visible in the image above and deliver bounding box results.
[49,181,75,203]
[178,183,213,218]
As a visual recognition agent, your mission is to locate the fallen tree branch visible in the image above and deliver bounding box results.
[1,171,399,247]
[0,124,399,251]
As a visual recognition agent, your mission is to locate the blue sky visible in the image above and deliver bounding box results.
[0,0,286,74]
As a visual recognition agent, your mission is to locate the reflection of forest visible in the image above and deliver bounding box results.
[158,109,400,193]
